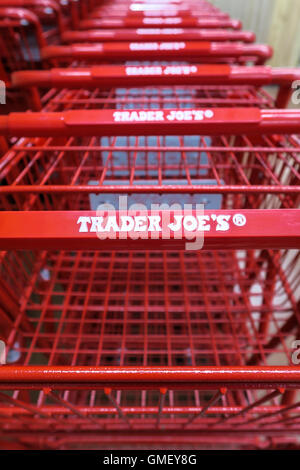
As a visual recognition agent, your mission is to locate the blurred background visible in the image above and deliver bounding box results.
[211,0,300,66]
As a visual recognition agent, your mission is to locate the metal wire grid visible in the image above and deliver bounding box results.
[0,125,299,439]
[39,84,275,111]
[4,249,299,368]
[0,248,300,440]
[0,3,299,448]
[0,131,299,212]
[0,22,42,75]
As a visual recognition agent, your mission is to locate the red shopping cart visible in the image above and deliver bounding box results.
[0,7,47,75]
[0,107,299,449]
[1,0,299,452]
[0,1,69,111]
[0,0,68,41]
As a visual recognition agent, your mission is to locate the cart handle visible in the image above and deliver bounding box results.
[0,7,46,49]
[0,0,65,36]
[41,43,273,65]
[0,108,299,137]
[91,8,231,21]
[0,210,299,251]
[79,17,242,30]
[61,28,255,44]
[0,365,300,390]
[12,65,300,110]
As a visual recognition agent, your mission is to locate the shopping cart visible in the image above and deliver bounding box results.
[0,1,70,111]
[0,0,68,42]
[0,107,299,449]
[1,0,299,452]
[0,7,50,112]
[0,7,47,75]
[11,65,300,110]
[0,0,90,78]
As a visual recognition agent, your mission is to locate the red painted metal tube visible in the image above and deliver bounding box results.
[0,7,46,49]
[0,210,299,251]
[0,108,299,137]
[61,29,255,44]
[0,0,65,36]
[0,185,299,195]
[11,65,300,95]
[41,43,273,64]
[91,9,230,20]
[79,17,242,30]
[0,405,294,417]
[0,366,300,389]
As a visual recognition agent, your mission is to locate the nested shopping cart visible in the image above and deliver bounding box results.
[0,0,92,32]
[0,0,94,112]
[0,1,67,112]
[0,1,69,74]
[1,0,300,452]
[0,104,299,449]
[0,0,92,78]
[0,0,69,42]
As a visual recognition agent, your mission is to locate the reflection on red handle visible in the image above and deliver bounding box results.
[41,42,273,64]
[91,9,230,20]
[79,17,242,30]
[0,108,299,137]
[1,366,300,390]
[11,65,300,89]
[0,210,299,251]
[61,29,255,44]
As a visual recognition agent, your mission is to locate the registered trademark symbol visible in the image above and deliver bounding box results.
[204,110,214,118]
[233,214,247,227]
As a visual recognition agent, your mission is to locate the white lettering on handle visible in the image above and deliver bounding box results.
[143,17,183,25]
[125,65,197,76]
[136,28,184,34]
[112,109,214,123]
[129,41,186,51]
[77,214,247,234]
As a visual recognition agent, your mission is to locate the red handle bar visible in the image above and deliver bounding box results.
[41,43,273,65]
[79,17,242,30]
[12,65,300,108]
[61,29,255,43]
[0,108,299,137]
[0,210,299,251]
[1,365,300,390]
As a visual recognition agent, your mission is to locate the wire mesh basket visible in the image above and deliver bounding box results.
[0,105,299,449]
